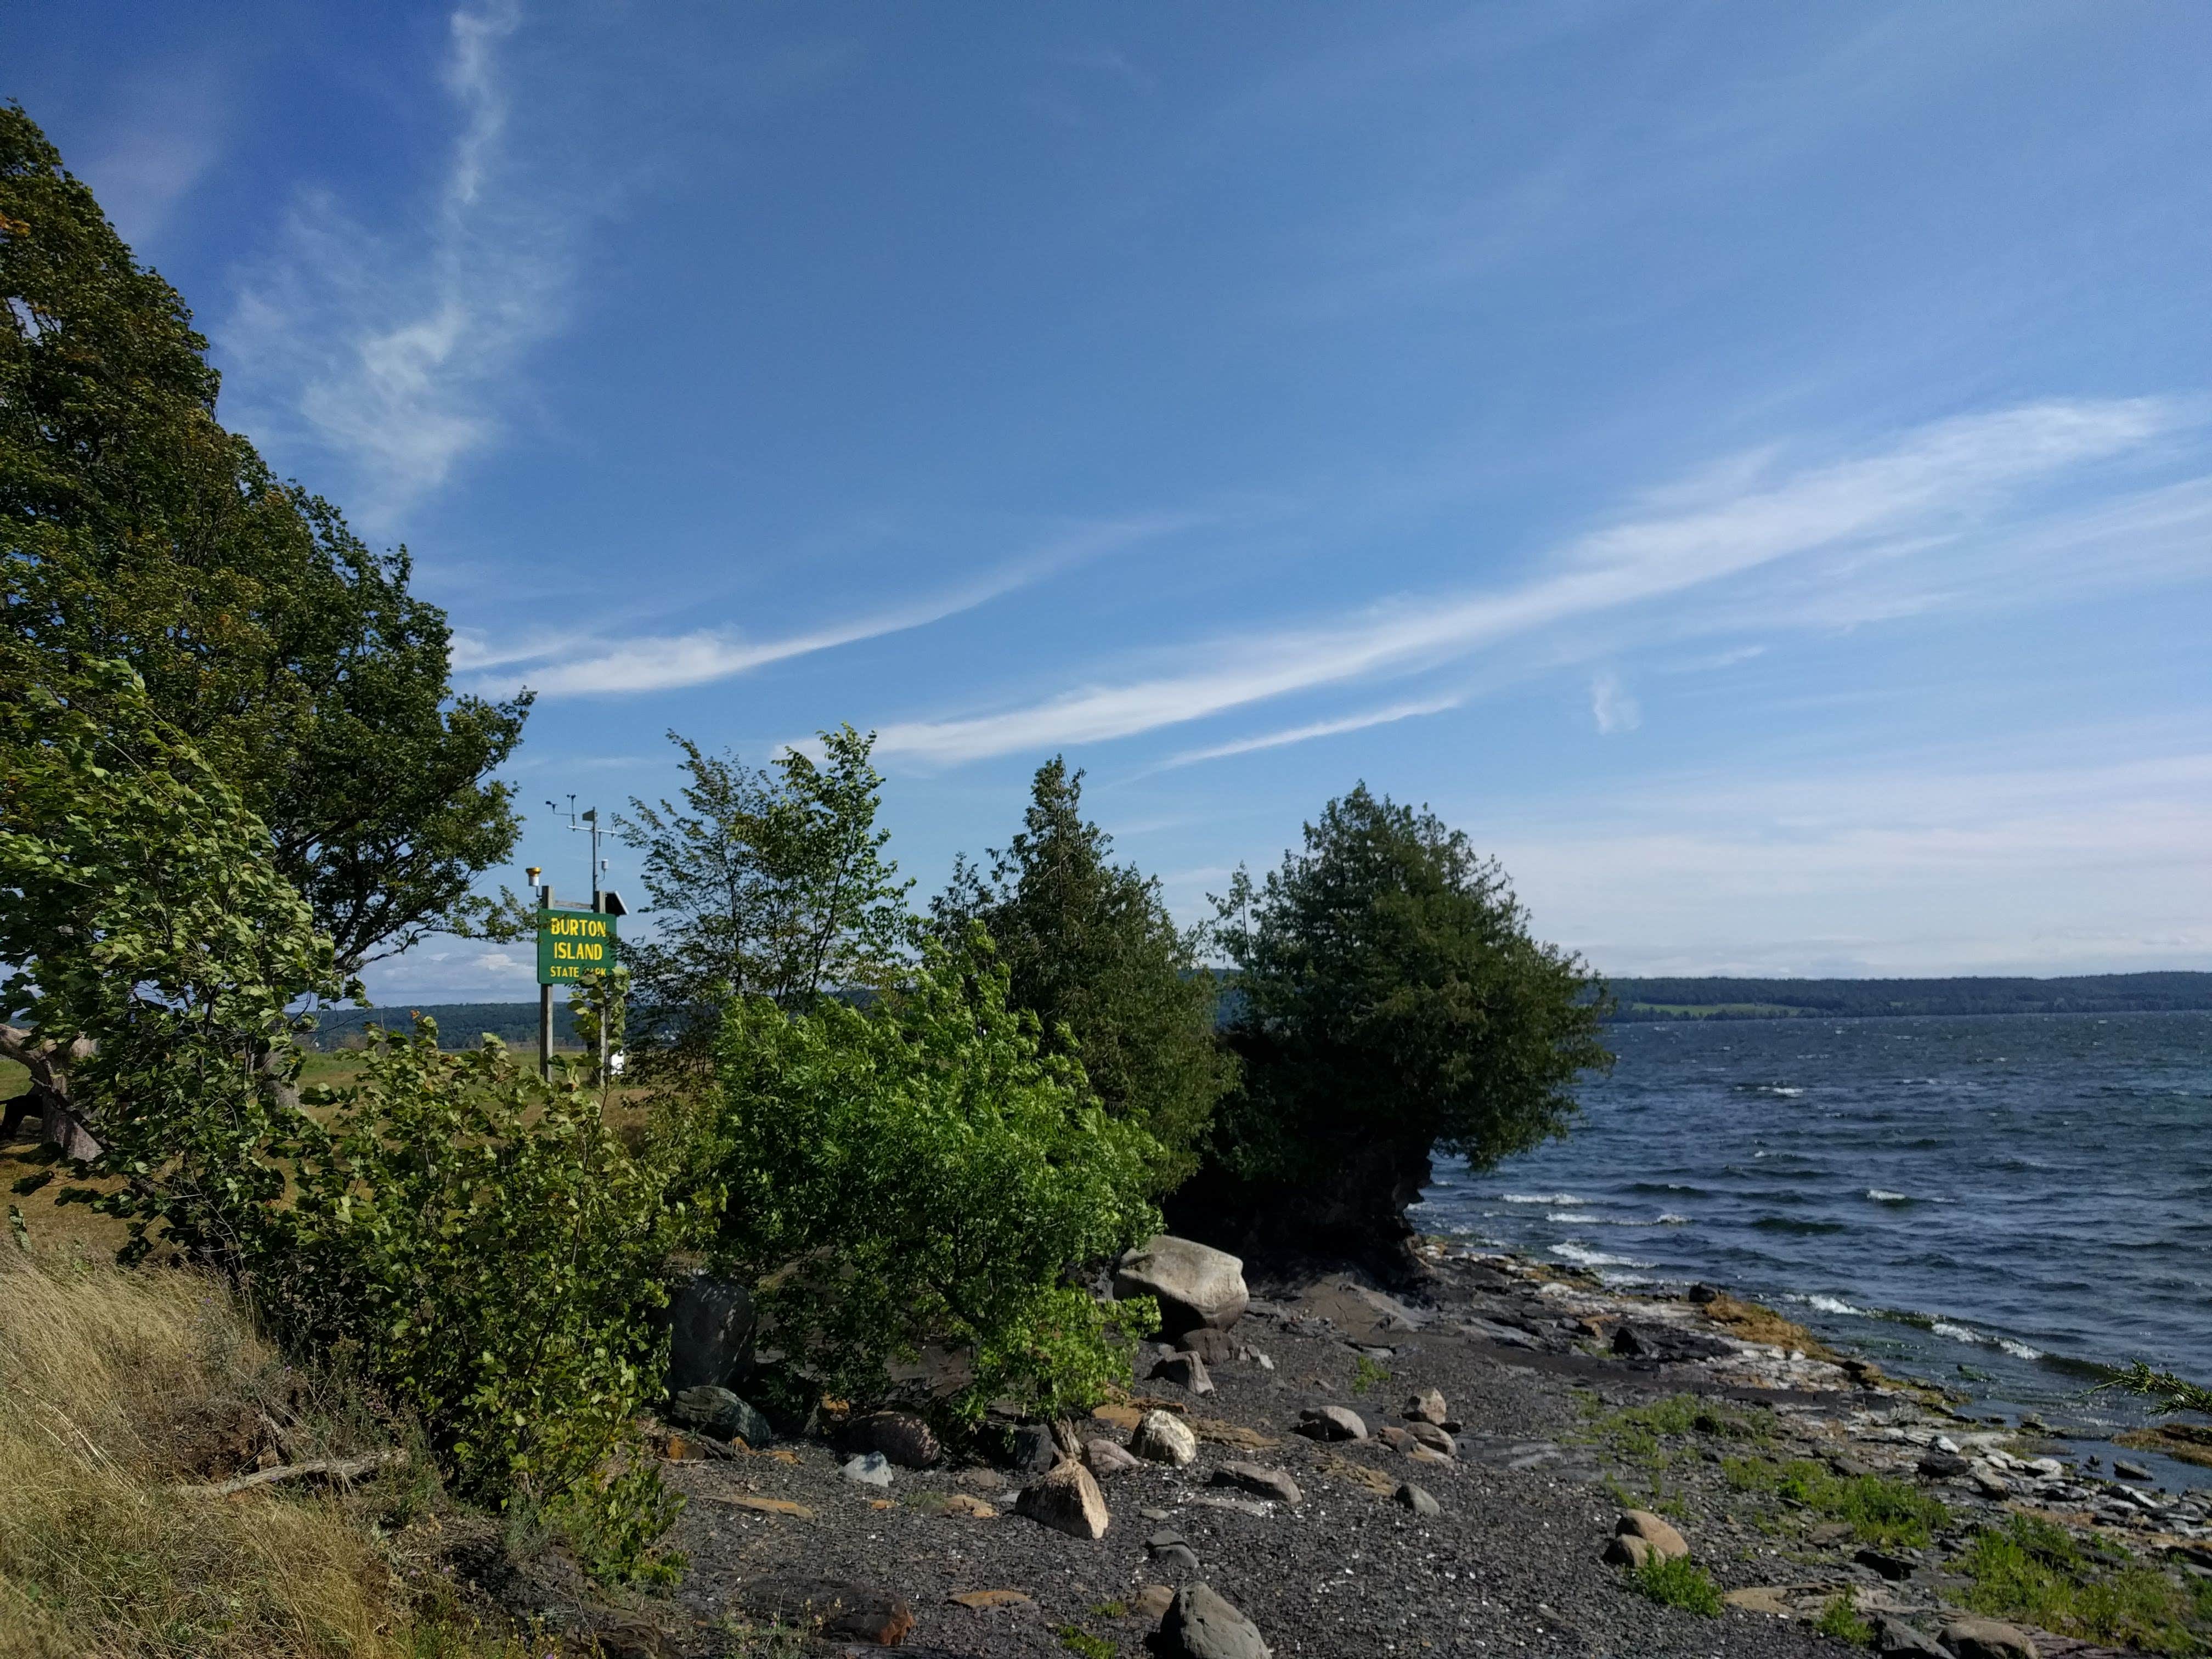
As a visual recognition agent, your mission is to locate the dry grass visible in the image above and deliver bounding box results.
[0,1244,523,1659]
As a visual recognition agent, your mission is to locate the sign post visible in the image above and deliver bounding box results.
[535,895,619,1077]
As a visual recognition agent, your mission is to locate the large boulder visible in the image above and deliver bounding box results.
[664,1273,755,1393]
[1296,1406,1368,1442]
[1160,1582,1271,1659]
[1130,1410,1199,1467]
[1014,1459,1110,1539]
[1616,1509,1688,1559]
[843,1410,940,1469]
[669,1385,772,1446]
[1115,1236,1249,1336]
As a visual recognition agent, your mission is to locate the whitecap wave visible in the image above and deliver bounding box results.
[1801,1294,1869,1317]
[1503,1192,1582,1205]
[1657,1212,1690,1226]
[1866,1188,1910,1203]
[1547,1210,1599,1223]
[1551,1241,1654,1270]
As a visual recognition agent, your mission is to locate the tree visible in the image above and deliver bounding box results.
[1,103,527,969]
[1186,784,1612,1275]
[933,757,1233,1192]
[618,725,911,1071]
[673,929,1161,1424]
[0,644,691,1581]
[0,642,346,1240]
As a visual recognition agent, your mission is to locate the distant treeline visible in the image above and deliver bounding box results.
[307,1002,582,1050]
[314,971,2212,1048]
[1606,972,2212,1022]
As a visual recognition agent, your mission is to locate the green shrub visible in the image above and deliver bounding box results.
[270,1024,713,1580]
[1959,1515,2212,1655]
[685,929,1162,1423]
[1627,1552,1723,1615]
[1813,1594,1874,1645]
[1723,1455,1948,1547]
[1351,1355,1392,1395]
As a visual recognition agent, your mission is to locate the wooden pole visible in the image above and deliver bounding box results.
[538,882,553,1079]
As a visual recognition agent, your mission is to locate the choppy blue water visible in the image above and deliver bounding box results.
[1415,1011,2212,1438]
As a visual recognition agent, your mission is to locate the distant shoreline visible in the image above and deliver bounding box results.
[1605,969,2212,1022]
[308,971,2212,1047]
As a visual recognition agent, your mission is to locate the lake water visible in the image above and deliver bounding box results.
[1414,1011,2212,1454]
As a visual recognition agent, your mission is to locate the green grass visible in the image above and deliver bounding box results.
[1087,1600,1129,1619]
[1054,1625,1116,1658]
[1350,1354,1391,1395]
[1957,1515,2212,1656]
[1722,1455,1949,1547]
[1626,1553,1723,1615]
[1813,1594,1875,1646]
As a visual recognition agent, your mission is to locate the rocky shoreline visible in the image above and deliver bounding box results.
[553,1240,2212,1658]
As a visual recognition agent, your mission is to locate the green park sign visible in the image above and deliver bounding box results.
[537,906,618,985]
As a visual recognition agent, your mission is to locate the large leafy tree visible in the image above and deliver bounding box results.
[618,725,912,1070]
[1189,784,1612,1273]
[0,104,527,969]
[0,641,345,1214]
[933,757,1233,1192]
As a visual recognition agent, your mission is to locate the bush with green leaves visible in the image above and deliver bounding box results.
[684,929,1162,1423]
[273,1024,712,1578]
[1626,1551,1723,1615]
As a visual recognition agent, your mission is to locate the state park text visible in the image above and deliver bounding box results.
[536,907,620,985]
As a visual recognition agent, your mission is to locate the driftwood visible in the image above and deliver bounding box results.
[174,1448,407,1498]
[0,1025,101,1161]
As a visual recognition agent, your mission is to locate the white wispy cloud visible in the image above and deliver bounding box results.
[1489,736,2212,977]
[872,397,2185,765]
[1589,671,1640,735]
[467,514,1201,697]
[223,0,568,518]
[1159,695,1463,770]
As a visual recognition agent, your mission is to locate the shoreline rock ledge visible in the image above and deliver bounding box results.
[1114,1235,1249,1337]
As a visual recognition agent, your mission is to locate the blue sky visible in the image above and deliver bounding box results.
[16,2,2212,998]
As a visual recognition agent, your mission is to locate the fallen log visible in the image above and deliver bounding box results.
[174,1449,407,1498]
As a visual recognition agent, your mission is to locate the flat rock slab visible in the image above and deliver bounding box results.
[1942,1618,2040,1659]
[947,1588,1032,1609]
[1211,1460,1302,1505]
[740,1576,912,1646]
[707,1493,816,1519]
